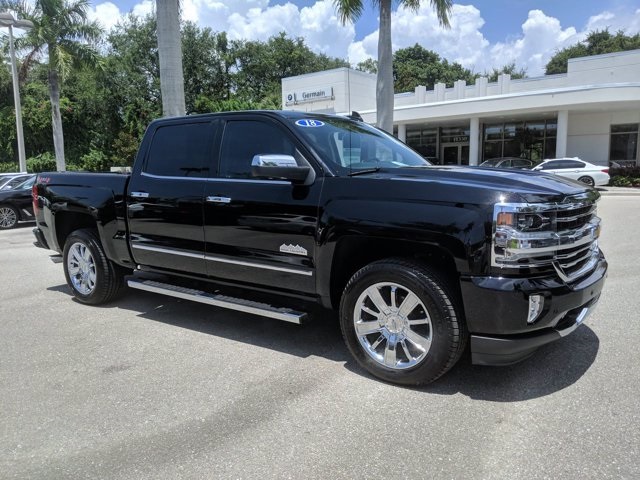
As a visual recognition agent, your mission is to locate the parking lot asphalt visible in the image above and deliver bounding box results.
[1,195,639,480]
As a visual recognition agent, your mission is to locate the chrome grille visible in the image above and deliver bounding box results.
[553,242,600,282]
[555,205,596,231]
[550,202,600,281]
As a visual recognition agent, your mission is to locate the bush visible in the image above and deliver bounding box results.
[27,152,56,172]
[610,176,632,187]
[0,162,19,173]
[609,166,640,178]
[80,149,110,172]
[609,165,640,188]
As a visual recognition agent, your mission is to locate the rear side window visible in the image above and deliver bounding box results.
[145,122,213,177]
[513,159,531,168]
[219,120,298,179]
[539,161,562,170]
[561,160,585,168]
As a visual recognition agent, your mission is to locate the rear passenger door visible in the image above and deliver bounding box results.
[203,115,322,294]
[127,119,218,276]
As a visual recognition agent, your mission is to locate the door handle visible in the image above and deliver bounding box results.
[131,191,149,198]
[206,196,231,204]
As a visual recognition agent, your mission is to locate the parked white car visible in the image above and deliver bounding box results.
[531,158,610,187]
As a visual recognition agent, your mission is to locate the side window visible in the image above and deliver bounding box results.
[513,159,530,168]
[540,161,560,170]
[145,122,213,177]
[563,160,585,168]
[219,120,298,179]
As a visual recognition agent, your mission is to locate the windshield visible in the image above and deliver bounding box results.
[288,117,430,174]
[14,177,35,190]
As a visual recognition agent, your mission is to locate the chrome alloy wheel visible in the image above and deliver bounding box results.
[67,242,97,295]
[0,207,17,228]
[353,282,432,370]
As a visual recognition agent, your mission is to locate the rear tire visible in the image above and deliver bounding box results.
[0,205,19,230]
[339,259,468,386]
[578,176,595,187]
[63,229,125,305]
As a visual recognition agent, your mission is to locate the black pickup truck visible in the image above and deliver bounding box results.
[32,111,607,385]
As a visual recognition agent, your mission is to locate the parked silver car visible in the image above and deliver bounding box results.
[480,157,535,169]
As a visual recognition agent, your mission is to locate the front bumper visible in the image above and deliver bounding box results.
[460,252,607,366]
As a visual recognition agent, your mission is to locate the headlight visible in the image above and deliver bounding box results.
[492,201,600,275]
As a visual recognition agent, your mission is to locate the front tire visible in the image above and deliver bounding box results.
[339,259,468,385]
[63,229,125,305]
[0,205,19,230]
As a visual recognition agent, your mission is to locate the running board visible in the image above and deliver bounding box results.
[127,279,307,324]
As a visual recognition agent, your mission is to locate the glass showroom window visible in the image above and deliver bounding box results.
[610,124,639,166]
[406,126,437,158]
[483,120,556,161]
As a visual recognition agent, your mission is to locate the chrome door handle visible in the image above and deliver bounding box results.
[131,191,149,198]
[206,196,231,204]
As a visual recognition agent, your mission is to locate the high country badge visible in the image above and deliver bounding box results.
[279,244,308,256]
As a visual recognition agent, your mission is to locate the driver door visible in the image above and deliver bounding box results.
[203,115,322,294]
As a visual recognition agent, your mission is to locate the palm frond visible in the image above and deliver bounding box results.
[332,0,364,24]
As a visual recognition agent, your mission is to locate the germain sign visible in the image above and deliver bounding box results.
[285,86,334,106]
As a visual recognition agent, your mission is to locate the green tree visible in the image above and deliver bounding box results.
[485,62,526,82]
[232,32,348,105]
[182,23,233,113]
[545,29,640,74]
[3,0,103,171]
[333,0,452,133]
[356,57,378,74]
[392,44,477,92]
[105,15,161,143]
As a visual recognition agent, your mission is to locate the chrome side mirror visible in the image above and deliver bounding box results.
[251,154,312,184]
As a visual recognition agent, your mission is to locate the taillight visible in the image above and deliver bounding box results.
[601,168,609,174]
[32,183,39,213]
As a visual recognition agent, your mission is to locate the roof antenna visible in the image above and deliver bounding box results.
[349,111,363,122]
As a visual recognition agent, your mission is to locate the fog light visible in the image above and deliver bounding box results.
[527,294,544,324]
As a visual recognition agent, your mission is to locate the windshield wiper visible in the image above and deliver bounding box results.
[348,167,381,177]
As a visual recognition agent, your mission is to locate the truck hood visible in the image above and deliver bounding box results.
[359,166,594,204]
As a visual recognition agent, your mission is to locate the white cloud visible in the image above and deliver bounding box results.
[87,1,124,31]
[131,0,154,18]
[87,0,640,77]
[489,10,580,76]
[224,1,354,59]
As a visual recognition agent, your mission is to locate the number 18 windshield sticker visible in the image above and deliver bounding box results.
[295,119,325,128]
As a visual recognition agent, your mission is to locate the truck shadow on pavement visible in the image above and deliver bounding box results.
[48,284,600,402]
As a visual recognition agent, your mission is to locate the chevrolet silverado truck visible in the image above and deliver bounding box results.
[32,111,607,385]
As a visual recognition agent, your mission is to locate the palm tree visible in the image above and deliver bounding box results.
[333,0,452,133]
[3,0,102,171]
[156,0,185,117]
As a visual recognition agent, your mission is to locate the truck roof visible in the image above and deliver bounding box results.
[148,110,359,127]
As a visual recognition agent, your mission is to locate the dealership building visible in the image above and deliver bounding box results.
[281,49,640,167]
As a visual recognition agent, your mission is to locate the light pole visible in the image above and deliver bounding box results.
[0,12,33,173]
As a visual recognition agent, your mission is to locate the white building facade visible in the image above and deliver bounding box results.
[281,50,640,167]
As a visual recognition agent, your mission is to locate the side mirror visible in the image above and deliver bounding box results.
[251,154,312,184]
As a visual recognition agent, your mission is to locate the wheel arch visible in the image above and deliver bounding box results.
[55,210,98,251]
[328,236,462,310]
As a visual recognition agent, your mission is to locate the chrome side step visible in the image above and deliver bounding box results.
[127,279,307,324]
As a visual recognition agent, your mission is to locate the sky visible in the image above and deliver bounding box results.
[87,0,640,76]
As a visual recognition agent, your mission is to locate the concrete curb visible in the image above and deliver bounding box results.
[598,187,640,196]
